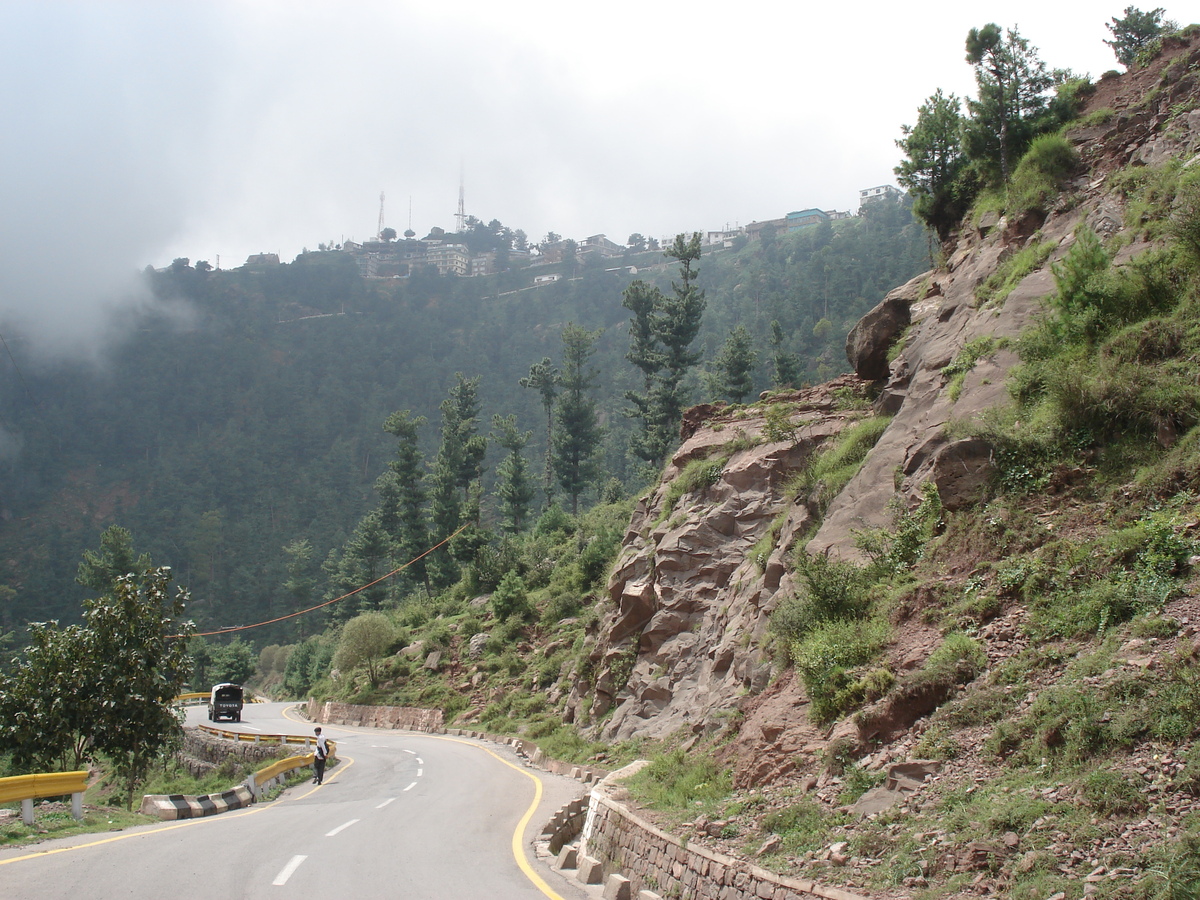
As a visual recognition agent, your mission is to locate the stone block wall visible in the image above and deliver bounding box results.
[581,773,869,900]
[182,729,288,770]
[309,699,444,732]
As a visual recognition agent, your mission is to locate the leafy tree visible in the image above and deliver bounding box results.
[1105,6,1177,67]
[381,227,397,242]
[491,414,535,532]
[0,620,93,770]
[714,325,757,403]
[622,233,707,467]
[647,236,660,251]
[519,357,559,503]
[208,638,257,684]
[86,567,194,808]
[282,634,335,697]
[627,233,647,252]
[332,611,395,687]
[895,89,971,238]
[963,24,1054,185]
[552,324,603,515]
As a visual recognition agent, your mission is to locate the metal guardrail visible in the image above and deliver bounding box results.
[0,770,88,826]
[246,741,337,799]
[197,723,324,748]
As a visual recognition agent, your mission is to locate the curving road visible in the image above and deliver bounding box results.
[0,703,593,899]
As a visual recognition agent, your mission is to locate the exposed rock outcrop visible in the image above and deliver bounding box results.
[569,33,1200,786]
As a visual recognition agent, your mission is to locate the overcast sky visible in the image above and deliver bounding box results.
[0,1,1172,356]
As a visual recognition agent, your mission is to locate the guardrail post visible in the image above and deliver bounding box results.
[71,791,83,820]
[21,798,33,826]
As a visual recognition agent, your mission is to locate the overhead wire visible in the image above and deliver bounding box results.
[182,523,469,638]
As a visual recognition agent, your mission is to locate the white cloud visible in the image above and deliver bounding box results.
[0,0,1149,354]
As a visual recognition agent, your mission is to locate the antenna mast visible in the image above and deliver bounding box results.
[455,167,466,234]
[377,191,386,240]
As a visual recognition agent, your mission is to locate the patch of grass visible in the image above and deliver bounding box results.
[757,797,841,857]
[975,238,1057,306]
[1080,769,1147,816]
[942,336,1006,401]
[625,748,732,819]
[989,645,1200,768]
[1005,133,1080,219]
[749,510,788,573]
[787,416,891,513]
[0,804,153,849]
[657,455,728,525]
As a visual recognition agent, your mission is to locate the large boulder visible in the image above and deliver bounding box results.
[845,274,926,380]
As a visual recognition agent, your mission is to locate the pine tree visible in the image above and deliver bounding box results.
[622,233,707,468]
[963,24,1053,186]
[714,325,757,403]
[427,374,487,588]
[519,357,559,505]
[379,409,430,595]
[552,324,602,515]
[895,89,970,238]
[769,320,802,390]
[491,414,535,532]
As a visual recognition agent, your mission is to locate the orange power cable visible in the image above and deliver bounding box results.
[183,524,468,638]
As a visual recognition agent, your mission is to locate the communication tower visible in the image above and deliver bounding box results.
[455,173,466,234]
[377,191,386,240]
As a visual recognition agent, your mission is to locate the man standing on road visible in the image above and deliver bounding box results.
[313,727,328,785]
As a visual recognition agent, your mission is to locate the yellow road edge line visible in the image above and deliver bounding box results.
[283,709,567,900]
[0,753,354,868]
[426,734,566,900]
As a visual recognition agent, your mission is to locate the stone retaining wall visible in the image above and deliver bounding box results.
[580,766,871,900]
[178,727,288,777]
[309,699,444,732]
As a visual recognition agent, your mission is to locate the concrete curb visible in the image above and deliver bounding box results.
[140,785,253,820]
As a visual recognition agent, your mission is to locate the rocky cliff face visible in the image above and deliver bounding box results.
[566,33,1200,787]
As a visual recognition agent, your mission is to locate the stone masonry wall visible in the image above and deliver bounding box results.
[309,699,444,732]
[581,769,870,900]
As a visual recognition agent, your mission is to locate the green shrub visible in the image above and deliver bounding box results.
[791,617,890,722]
[856,481,944,573]
[491,570,532,622]
[772,553,875,645]
[921,633,987,685]
[764,403,797,442]
[1005,134,1079,218]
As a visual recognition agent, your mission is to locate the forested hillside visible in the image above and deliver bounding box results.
[0,196,927,637]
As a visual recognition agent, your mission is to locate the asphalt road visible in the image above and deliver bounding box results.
[0,703,594,900]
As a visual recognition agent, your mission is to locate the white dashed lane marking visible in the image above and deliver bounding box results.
[272,855,306,885]
[325,819,360,837]
[377,797,397,809]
